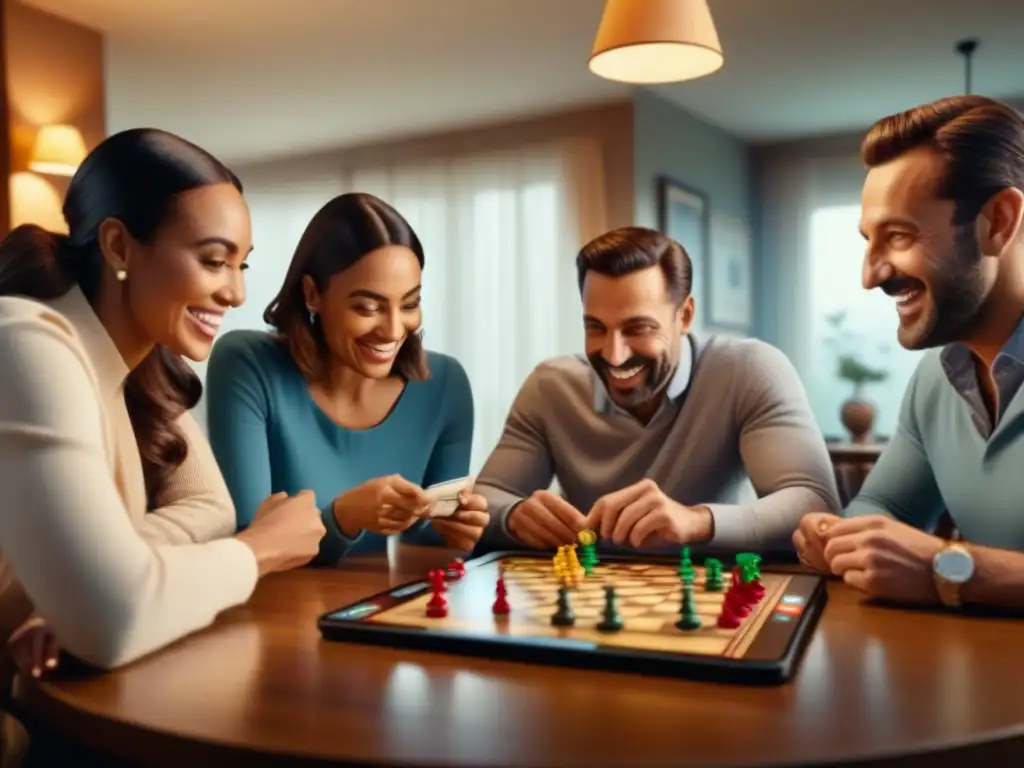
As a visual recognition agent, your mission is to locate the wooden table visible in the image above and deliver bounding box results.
[14,546,1024,767]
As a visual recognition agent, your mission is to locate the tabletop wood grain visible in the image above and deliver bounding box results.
[14,545,1024,767]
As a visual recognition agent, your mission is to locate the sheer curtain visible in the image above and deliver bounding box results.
[194,139,607,473]
[758,148,922,439]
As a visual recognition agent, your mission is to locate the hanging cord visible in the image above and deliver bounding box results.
[955,38,978,95]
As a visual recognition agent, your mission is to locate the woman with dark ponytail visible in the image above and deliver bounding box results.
[0,129,327,691]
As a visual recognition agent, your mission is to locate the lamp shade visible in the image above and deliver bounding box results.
[29,124,87,176]
[589,0,724,84]
[9,172,67,232]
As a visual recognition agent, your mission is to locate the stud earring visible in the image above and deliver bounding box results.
[306,306,316,324]
[115,269,127,282]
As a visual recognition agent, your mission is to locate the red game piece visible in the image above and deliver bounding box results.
[724,584,751,617]
[428,568,448,593]
[492,576,510,615]
[425,569,449,618]
[748,579,766,601]
[446,558,466,580]
[426,593,448,618]
[717,606,742,629]
[731,567,744,589]
[730,567,761,610]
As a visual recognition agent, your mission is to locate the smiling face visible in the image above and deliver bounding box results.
[582,265,692,413]
[859,146,995,350]
[303,244,423,379]
[102,182,252,362]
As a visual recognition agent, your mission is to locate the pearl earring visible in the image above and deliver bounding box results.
[115,269,127,282]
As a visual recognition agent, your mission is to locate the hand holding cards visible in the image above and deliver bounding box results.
[424,476,474,518]
[331,474,433,536]
[426,476,490,550]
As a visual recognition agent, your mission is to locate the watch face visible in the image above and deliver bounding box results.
[935,548,974,583]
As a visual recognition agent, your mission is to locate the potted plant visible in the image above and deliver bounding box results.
[823,311,889,443]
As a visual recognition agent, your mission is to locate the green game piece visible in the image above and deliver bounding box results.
[579,544,599,575]
[748,554,762,580]
[736,553,762,582]
[678,546,692,573]
[596,585,624,632]
[550,585,576,627]
[675,583,702,631]
[703,557,724,591]
[678,546,696,581]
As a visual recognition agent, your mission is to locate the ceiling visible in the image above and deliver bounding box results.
[21,0,1024,163]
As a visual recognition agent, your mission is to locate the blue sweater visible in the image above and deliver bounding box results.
[204,330,474,563]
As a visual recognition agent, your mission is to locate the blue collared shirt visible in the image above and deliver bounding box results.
[592,335,695,422]
[940,317,1024,438]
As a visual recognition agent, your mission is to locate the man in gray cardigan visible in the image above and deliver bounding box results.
[476,226,840,555]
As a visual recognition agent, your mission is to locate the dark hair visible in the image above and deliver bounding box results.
[861,95,1024,225]
[0,128,242,509]
[576,226,692,304]
[263,192,429,381]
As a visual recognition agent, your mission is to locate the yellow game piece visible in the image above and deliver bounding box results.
[578,529,597,546]
[552,557,566,576]
[552,547,567,576]
[566,547,582,579]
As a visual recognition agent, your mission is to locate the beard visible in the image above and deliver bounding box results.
[588,350,677,409]
[887,227,989,350]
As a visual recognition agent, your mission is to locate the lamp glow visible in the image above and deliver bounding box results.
[29,124,87,176]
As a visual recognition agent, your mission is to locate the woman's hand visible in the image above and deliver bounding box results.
[8,616,58,679]
[432,490,489,551]
[236,491,327,576]
[332,475,431,537]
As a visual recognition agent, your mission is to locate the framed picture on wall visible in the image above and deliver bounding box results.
[657,176,709,328]
[708,213,754,332]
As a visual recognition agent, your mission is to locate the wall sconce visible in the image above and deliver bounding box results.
[28,124,87,176]
[589,0,724,84]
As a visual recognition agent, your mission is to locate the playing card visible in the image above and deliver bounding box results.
[424,476,472,518]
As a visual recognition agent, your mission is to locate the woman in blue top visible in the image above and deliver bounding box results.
[205,192,486,563]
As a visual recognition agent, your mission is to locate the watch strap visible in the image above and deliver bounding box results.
[934,574,962,607]
[933,542,971,607]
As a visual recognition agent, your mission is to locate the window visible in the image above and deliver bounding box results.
[808,205,922,440]
[214,142,598,473]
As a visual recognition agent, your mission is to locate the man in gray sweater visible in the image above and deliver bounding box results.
[476,226,840,555]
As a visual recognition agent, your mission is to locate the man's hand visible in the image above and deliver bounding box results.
[822,515,945,604]
[587,479,712,548]
[507,490,587,549]
[792,512,842,573]
[432,490,489,551]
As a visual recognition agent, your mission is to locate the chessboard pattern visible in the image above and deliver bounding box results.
[368,556,793,659]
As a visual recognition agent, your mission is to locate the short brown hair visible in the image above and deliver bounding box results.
[576,226,692,304]
[263,192,430,382]
[861,95,1024,225]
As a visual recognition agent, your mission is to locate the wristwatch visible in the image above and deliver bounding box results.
[932,542,975,607]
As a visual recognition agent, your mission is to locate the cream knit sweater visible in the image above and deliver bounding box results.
[0,287,257,669]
